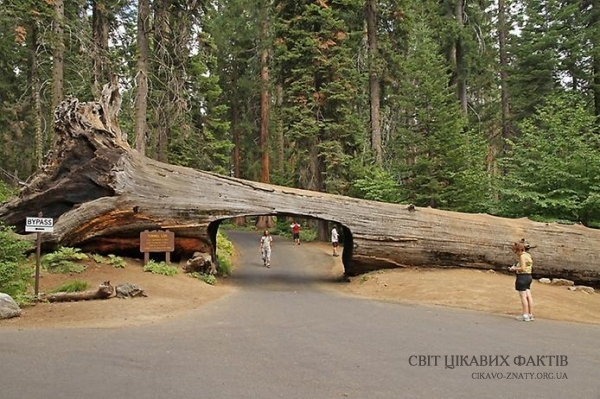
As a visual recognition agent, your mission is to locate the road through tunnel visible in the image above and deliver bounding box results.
[207,216,354,276]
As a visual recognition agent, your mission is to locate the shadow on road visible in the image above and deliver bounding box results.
[225,267,347,291]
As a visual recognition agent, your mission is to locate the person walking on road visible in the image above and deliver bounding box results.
[331,226,340,257]
[260,230,274,268]
[290,221,301,245]
[509,241,534,321]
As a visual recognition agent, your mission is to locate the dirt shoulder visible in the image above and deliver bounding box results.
[331,263,600,325]
[2,245,599,329]
[1,258,234,329]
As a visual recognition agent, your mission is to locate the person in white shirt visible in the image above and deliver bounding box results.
[331,226,339,257]
[259,230,274,267]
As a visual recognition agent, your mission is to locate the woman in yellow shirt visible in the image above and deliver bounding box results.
[509,242,534,321]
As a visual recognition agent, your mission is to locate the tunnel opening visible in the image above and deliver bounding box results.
[207,214,353,276]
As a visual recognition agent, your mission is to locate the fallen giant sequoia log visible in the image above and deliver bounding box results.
[1,95,600,285]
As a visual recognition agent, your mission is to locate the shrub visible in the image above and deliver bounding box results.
[0,224,33,298]
[0,180,17,203]
[216,231,234,276]
[143,260,178,276]
[42,247,88,274]
[299,229,317,243]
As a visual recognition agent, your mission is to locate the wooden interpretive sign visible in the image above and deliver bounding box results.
[139,230,175,264]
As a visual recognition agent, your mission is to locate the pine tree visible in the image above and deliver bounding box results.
[274,0,366,194]
[388,10,488,211]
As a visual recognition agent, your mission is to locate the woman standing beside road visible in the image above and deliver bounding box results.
[509,242,534,322]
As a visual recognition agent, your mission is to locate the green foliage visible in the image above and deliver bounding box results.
[49,280,90,293]
[272,218,318,242]
[0,224,33,297]
[107,254,126,268]
[92,254,126,268]
[274,0,367,194]
[273,218,290,237]
[0,0,598,225]
[0,180,17,203]
[352,168,403,203]
[0,261,30,298]
[299,229,317,243]
[42,247,88,274]
[190,272,217,285]
[497,92,600,224]
[143,261,178,276]
[385,13,489,212]
[216,231,234,276]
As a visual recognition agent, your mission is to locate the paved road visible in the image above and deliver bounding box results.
[1,230,599,399]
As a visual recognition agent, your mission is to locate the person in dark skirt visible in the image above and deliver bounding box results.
[509,241,534,321]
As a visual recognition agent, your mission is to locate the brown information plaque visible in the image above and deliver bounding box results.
[140,230,175,264]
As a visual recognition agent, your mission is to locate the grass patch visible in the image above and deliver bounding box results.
[49,280,90,293]
[190,272,217,285]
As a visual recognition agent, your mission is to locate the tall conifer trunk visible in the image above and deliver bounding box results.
[366,0,382,165]
[92,1,110,96]
[134,0,150,155]
[592,0,600,122]
[454,0,467,113]
[51,0,64,146]
[257,1,273,229]
[154,0,169,162]
[259,25,270,184]
[497,0,511,152]
[32,22,43,170]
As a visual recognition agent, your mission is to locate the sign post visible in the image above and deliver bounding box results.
[139,230,175,265]
[25,213,54,298]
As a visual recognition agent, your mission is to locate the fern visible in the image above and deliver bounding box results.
[42,247,88,274]
[143,260,178,276]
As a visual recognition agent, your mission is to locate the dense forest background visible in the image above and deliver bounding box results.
[1,0,599,226]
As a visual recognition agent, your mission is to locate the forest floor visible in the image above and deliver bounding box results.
[2,242,599,329]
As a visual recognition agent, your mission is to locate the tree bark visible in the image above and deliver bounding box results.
[31,21,43,171]
[591,0,600,122]
[256,2,273,230]
[454,0,467,113]
[366,0,382,165]
[92,0,110,97]
[498,0,512,148]
[134,0,150,155]
[2,97,600,285]
[51,0,64,146]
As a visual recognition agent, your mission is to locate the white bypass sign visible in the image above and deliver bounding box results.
[25,217,54,233]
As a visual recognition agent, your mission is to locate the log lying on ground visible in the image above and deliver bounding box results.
[44,281,114,303]
[1,92,600,285]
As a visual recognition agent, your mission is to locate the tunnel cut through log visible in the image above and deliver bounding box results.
[1,91,600,284]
